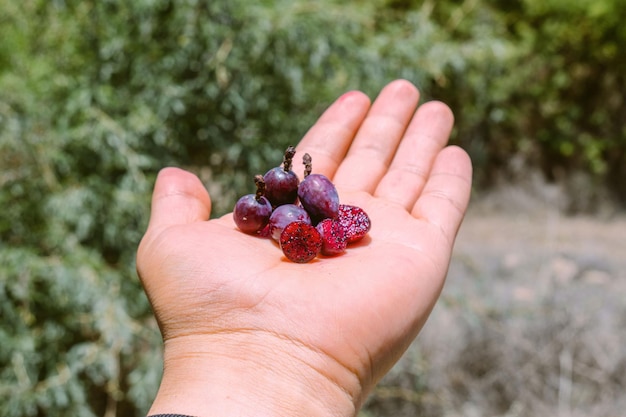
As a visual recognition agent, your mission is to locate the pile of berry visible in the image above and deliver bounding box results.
[233,146,371,263]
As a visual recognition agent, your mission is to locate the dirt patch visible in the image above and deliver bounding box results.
[362,191,626,417]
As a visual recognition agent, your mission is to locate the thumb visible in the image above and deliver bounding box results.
[146,167,212,232]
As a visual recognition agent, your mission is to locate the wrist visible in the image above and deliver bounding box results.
[147,332,360,417]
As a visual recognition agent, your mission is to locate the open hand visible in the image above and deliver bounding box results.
[137,79,472,417]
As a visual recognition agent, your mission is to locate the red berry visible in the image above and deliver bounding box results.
[337,204,371,243]
[279,221,322,263]
[316,218,347,256]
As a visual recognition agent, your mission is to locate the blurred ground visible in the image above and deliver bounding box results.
[362,185,626,417]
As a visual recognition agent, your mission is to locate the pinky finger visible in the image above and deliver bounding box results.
[411,146,473,243]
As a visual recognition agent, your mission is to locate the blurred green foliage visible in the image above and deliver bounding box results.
[1,0,624,415]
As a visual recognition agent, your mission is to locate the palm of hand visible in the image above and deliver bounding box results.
[137,80,472,401]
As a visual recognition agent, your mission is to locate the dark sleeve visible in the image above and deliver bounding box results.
[148,415,197,417]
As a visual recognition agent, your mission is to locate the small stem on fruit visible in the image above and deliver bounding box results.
[254,174,266,201]
[303,153,312,177]
[283,146,296,172]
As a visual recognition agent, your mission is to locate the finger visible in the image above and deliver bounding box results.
[295,90,371,180]
[411,146,473,243]
[332,79,420,193]
[147,167,212,231]
[374,101,454,210]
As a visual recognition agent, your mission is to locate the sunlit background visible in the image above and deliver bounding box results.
[1,1,625,416]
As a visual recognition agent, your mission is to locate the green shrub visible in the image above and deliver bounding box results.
[440,0,626,204]
[1,0,624,415]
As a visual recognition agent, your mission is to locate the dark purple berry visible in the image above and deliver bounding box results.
[316,218,347,256]
[233,175,273,234]
[298,173,339,224]
[268,203,311,241]
[297,153,339,224]
[279,221,322,263]
[337,204,371,243]
[264,146,299,207]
